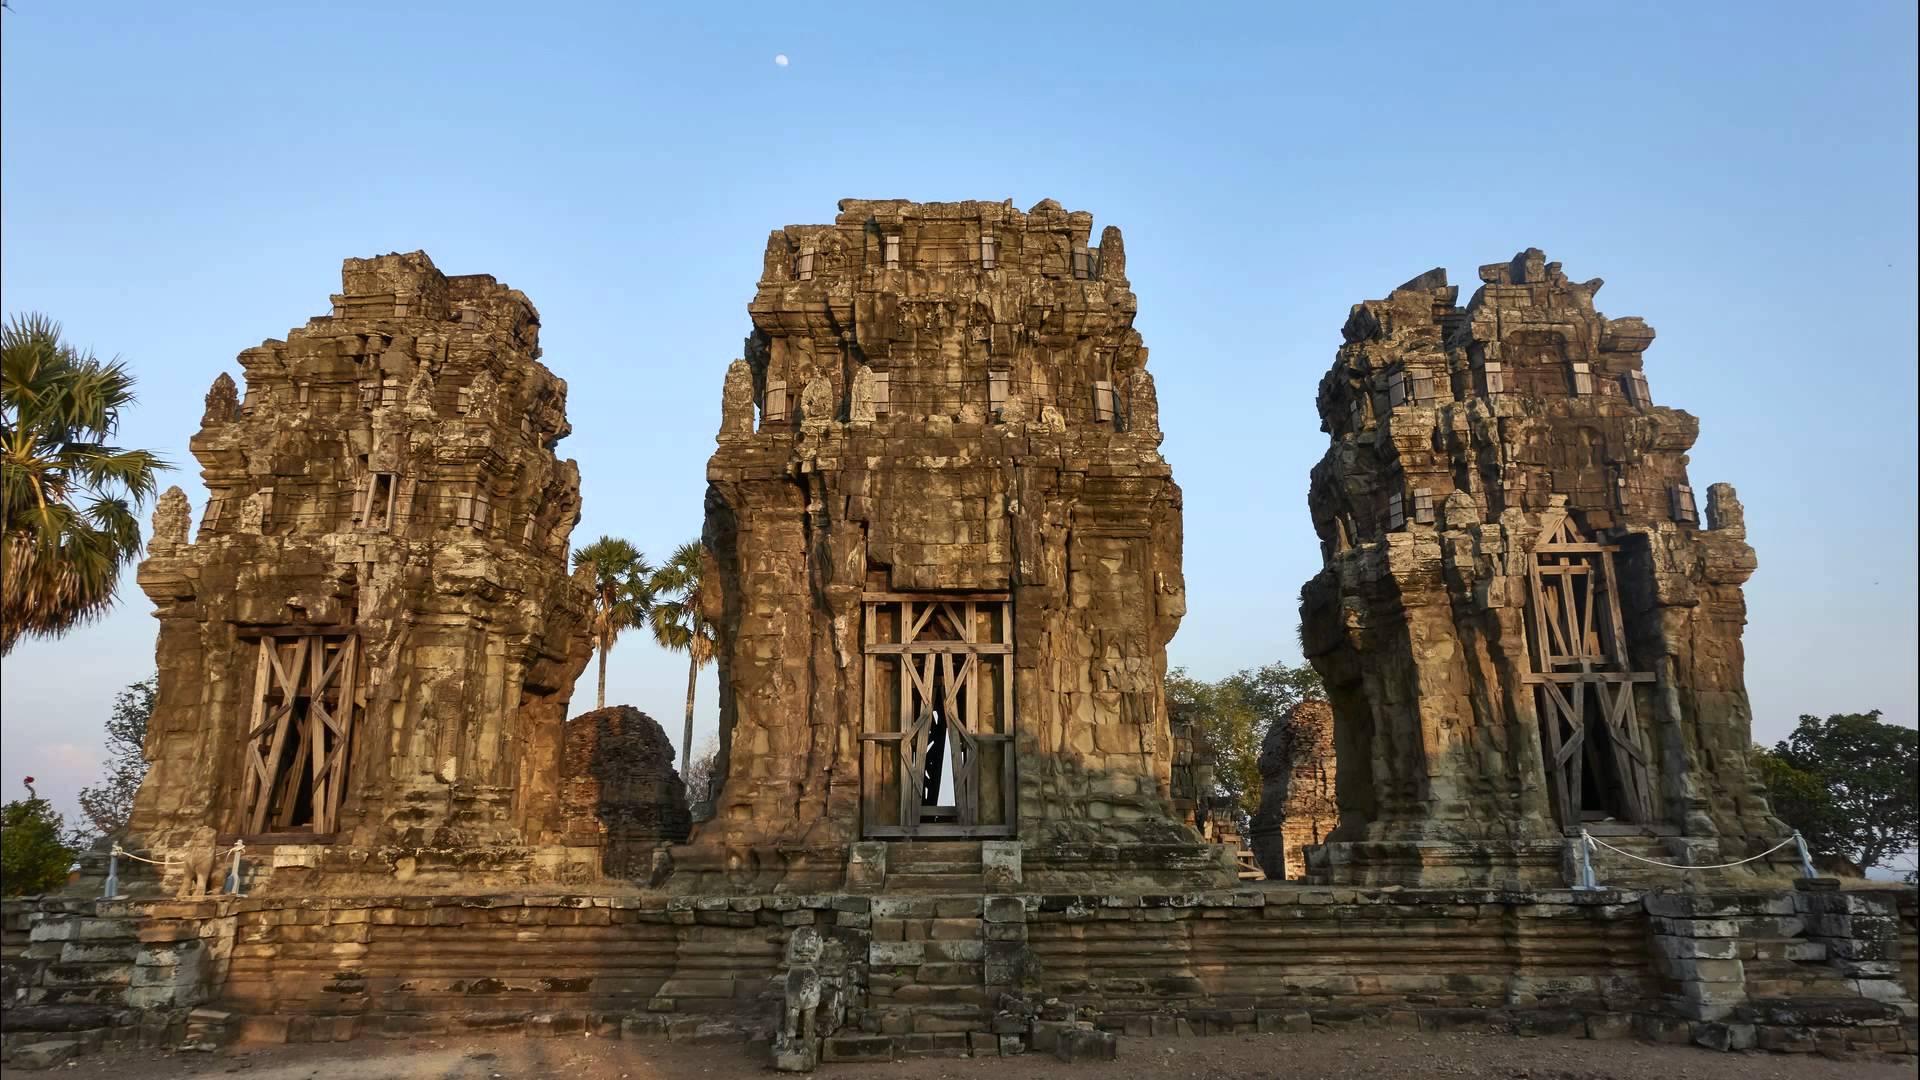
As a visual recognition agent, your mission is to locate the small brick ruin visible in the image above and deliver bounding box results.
[1300,250,1784,887]
[561,706,692,877]
[1249,700,1337,881]
[1,229,1913,1072]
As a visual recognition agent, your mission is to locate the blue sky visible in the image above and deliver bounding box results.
[3,2,1916,838]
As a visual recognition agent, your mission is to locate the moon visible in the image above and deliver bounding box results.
[774,54,790,67]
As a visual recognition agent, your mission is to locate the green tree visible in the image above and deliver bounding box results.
[571,536,653,711]
[2,778,77,896]
[1766,710,1917,874]
[1166,658,1325,832]
[75,676,156,843]
[2,313,169,654]
[649,540,715,779]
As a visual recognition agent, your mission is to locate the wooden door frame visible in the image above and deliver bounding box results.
[236,630,361,839]
[1520,512,1658,829]
[859,592,1016,839]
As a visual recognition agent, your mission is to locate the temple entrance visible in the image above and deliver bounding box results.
[860,593,1014,838]
[1522,513,1658,830]
[237,631,361,837]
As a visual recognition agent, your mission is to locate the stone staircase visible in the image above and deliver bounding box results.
[882,841,983,893]
[1579,824,1746,889]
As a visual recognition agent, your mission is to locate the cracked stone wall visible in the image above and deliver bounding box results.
[690,199,1207,884]
[1299,249,1785,886]
[128,252,594,884]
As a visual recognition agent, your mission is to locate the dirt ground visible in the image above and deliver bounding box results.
[34,1030,1915,1080]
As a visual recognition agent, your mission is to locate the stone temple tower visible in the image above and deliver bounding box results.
[683,199,1228,891]
[129,252,599,887]
[1299,249,1786,887]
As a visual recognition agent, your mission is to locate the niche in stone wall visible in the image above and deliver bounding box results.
[1503,330,1573,399]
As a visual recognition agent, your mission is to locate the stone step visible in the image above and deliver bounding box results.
[1748,977,1855,999]
[881,874,981,892]
[889,862,980,875]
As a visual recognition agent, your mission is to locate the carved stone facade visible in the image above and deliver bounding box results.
[1249,700,1337,880]
[1300,249,1784,886]
[686,199,1226,889]
[129,252,599,887]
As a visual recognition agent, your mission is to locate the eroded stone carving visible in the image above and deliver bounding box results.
[202,373,239,425]
[150,487,193,551]
[772,925,849,1072]
[1299,249,1785,886]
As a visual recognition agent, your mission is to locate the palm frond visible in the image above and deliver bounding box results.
[1,312,169,654]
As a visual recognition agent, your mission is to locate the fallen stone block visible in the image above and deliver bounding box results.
[12,1040,79,1070]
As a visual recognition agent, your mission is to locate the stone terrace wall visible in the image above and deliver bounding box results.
[5,887,1914,1063]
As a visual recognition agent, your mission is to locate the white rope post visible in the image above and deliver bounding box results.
[1793,831,1818,879]
[1576,830,1601,890]
[226,840,246,896]
[103,844,121,900]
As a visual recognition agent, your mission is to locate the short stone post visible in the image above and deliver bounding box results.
[1792,831,1817,879]
[224,841,245,896]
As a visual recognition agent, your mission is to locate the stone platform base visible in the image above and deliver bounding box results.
[1305,835,1805,890]
[662,837,1241,894]
[4,884,1915,1071]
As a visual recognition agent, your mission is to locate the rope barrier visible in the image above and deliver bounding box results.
[113,848,182,866]
[111,842,244,865]
[104,840,248,899]
[1583,831,1800,871]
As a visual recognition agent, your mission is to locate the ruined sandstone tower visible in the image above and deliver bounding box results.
[129,252,598,882]
[1300,249,1785,886]
[687,199,1225,889]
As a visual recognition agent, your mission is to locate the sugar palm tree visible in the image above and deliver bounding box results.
[649,540,714,778]
[2,314,168,655]
[572,536,653,711]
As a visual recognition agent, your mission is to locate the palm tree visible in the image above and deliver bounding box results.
[2,314,168,655]
[571,536,653,711]
[649,540,714,778]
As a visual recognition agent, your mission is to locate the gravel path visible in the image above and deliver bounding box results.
[37,1029,1915,1080]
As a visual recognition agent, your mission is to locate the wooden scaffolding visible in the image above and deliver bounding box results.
[860,594,1016,838]
[1522,514,1657,829]
[237,631,361,836]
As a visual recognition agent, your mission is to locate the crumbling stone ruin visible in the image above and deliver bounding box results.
[685,199,1228,890]
[1300,249,1787,886]
[3,232,1915,1072]
[127,252,607,888]
[561,706,692,878]
[1249,699,1336,880]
